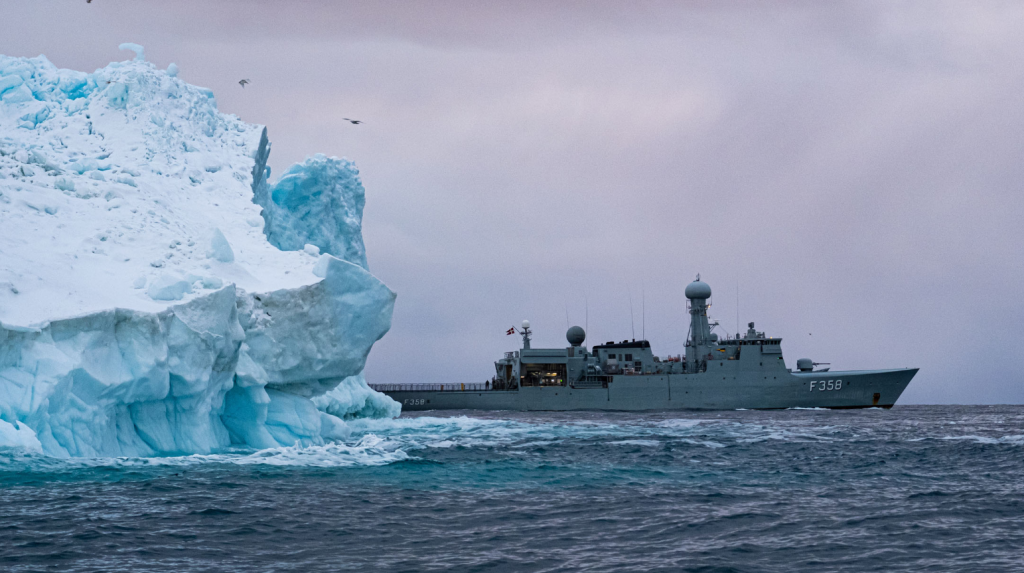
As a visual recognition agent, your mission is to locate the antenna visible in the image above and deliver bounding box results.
[736,281,739,338]
[565,301,570,329]
[585,293,589,341]
[642,280,646,341]
[628,288,635,340]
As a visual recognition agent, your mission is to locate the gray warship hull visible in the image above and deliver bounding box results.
[375,368,916,412]
[375,276,919,412]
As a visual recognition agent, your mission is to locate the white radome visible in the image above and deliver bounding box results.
[684,279,712,300]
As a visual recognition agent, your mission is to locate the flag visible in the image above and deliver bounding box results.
[506,327,515,335]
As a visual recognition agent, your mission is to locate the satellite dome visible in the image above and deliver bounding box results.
[566,326,586,346]
[684,277,712,300]
[522,319,530,329]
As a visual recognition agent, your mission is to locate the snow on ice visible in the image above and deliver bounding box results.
[0,46,399,457]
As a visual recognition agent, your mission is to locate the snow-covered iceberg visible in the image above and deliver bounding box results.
[0,46,399,457]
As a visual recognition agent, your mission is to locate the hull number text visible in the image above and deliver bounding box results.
[403,399,426,406]
[810,380,842,391]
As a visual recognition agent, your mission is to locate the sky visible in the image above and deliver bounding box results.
[3,1,1023,404]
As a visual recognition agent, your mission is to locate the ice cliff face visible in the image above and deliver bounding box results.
[0,46,399,457]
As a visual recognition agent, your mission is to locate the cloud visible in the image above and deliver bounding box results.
[3,1,1023,402]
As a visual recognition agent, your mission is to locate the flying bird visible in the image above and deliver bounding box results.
[342,118,363,124]
[238,79,250,88]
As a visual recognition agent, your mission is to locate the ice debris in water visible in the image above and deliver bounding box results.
[0,46,399,457]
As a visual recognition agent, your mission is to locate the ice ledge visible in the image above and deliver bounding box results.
[0,257,397,458]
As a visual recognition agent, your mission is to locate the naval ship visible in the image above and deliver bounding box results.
[371,277,918,411]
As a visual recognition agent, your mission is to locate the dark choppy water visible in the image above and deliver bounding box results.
[2,405,1024,572]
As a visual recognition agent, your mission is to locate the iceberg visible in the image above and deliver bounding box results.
[0,47,398,457]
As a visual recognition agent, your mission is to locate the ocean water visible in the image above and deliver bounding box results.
[2,405,1023,572]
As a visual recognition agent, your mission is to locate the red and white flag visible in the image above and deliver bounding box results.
[506,327,515,335]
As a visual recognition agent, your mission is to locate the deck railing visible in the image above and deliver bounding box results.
[368,383,512,393]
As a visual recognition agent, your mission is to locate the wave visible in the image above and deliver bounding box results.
[939,434,1024,445]
[609,439,661,447]
[7,410,1024,472]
